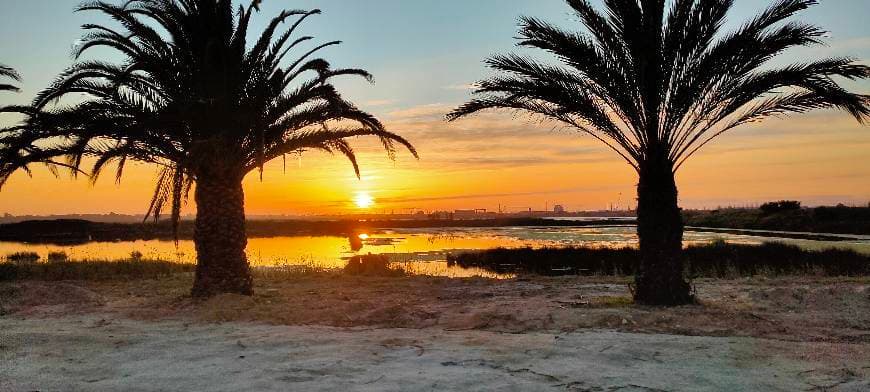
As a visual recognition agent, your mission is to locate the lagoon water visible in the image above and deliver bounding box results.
[2,225,869,277]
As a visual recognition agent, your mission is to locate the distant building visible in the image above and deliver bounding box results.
[429,211,454,220]
[553,205,566,214]
[453,209,493,219]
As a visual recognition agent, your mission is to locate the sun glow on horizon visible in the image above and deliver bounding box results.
[353,192,375,209]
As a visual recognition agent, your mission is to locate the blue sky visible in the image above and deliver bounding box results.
[2,0,868,111]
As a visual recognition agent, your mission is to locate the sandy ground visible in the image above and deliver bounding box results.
[2,275,869,391]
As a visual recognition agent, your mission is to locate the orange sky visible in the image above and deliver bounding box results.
[1,108,868,216]
[1,1,868,216]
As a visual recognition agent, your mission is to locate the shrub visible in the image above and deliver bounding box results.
[343,254,406,277]
[47,251,69,263]
[5,252,40,264]
[130,251,144,261]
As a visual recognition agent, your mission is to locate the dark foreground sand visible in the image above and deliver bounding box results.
[1,275,869,391]
[3,315,869,391]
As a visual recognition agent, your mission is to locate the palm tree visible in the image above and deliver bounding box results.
[449,0,869,305]
[0,0,417,297]
[0,64,21,92]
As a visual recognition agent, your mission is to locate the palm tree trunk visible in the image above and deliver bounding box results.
[191,172,253,297]
[634,151,693,306]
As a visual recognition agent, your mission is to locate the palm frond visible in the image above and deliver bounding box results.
[449,0,868,173]
[0,64,21,92]
[1,0,416,228]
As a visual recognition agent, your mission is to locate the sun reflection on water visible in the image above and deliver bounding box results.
[3,226,869,279]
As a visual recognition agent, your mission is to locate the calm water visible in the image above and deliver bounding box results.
[2,226,869,278]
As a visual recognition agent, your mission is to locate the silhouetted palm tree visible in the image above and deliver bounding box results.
[0,64,20,93]
[0,0,417,297]
[449,0,869,305]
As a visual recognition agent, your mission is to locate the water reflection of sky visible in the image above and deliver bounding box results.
[2,226,869,278]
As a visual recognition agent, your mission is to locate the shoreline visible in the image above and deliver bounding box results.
[2,218,869,246]
[0,218,628,245]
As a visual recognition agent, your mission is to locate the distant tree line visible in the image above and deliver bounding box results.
[685,203,870,235]
[759,200,802,215]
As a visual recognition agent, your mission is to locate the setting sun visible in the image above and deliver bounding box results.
[353,192,375,209]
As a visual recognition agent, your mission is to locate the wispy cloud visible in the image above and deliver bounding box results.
[442,83,478,91]
[363,99,397,107]
[377,184,625,205]
[386,103,452,120]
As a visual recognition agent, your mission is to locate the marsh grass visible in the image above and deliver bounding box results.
[0,258,195,281]
[683,206,870,235]
[253,257,337,280]
[4,252,40,264]
[0,254,405,283]
[684,241,868,277]
[343,254,407,277]
[448,242,870,278]
[3,241,866,283]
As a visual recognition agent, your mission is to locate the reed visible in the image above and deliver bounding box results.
[0,259,195,281]
[447,242,870,278]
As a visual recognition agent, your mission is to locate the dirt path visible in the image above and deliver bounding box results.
[2,275,869,390]
[2,314,868,392]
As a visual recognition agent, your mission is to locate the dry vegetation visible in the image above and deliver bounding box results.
[2,271,868,344]
[3,247,868,344]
